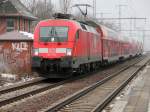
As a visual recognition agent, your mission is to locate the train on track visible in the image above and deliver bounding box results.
[32,13,143,78]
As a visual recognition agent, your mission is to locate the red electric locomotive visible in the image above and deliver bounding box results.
[32,14,142,78]
[33,16,102,78]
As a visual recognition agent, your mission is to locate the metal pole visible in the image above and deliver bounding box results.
[117,4,127,31]
[93,0,96,18]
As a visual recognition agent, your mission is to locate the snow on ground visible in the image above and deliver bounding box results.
[0,73,35,87]
[3,83,14,87]
[19,31,34,39]
[1,73,16,80]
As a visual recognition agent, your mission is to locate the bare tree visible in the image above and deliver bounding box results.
[59,0,72,14]
[22,0,36,13]
[21,0,54,19]
[35,0,54,19]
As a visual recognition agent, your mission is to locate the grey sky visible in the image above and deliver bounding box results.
[52,0,149,17]
[52,0,149,28]
[35,0,150,51]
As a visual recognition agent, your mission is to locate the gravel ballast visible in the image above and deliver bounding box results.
[0,57,144,112]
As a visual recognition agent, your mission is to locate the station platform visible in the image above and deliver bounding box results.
[108,63,150,112]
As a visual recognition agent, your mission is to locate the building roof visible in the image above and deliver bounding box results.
[0,31,33,41]
[0,0,37,20]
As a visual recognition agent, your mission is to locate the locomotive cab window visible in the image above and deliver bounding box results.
[40,27,68,42]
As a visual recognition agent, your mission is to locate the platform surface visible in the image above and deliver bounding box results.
[109,65,150,112]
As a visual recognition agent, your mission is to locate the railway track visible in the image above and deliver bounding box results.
[0,77,60,107]
[0,56,145,109]
[0,77,46,95]
[0,66,108,107]
[44,57,149,112]
[0,74,94,108]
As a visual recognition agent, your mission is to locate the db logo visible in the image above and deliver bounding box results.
[49,48,56,54]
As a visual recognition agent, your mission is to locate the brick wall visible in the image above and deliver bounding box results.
[0,17,32,35]
[0,41,32,74]
[0,18,6,35]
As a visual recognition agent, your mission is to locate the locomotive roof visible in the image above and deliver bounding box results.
[38,18,140,43]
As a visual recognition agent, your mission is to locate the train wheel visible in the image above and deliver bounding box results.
[90,63,93,71]
[86,63,91,72]
[93,63,97,71]
[65,67,74,75]
[40,61,48,73]
[79,64,87,74]
[68,68,74,76]
[77,65,83,74]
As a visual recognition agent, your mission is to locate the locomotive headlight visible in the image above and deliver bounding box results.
[66,48,72,56]
[34,49,39,56]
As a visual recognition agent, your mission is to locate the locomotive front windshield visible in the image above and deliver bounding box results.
[40,27,68,42]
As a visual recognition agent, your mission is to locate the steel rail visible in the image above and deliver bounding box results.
[0,61,115,107]
[44,57,145,112]
[0,56,144,108]
[0,71,99,108]
[92,60,149,112]
[0,77,46,95]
